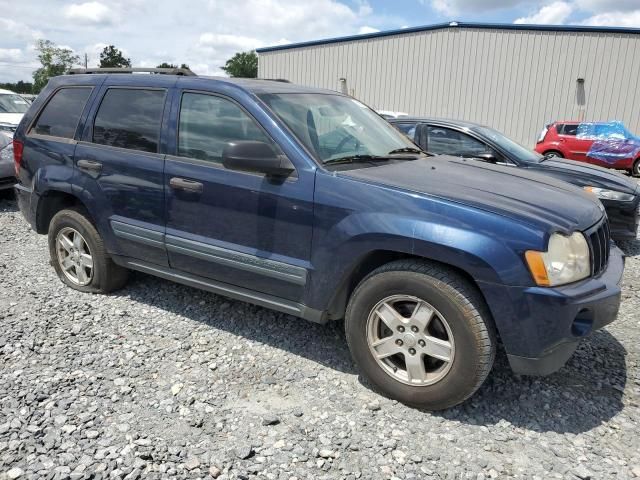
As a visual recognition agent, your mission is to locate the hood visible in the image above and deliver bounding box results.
[0,113,23,127]
[341,156,604,233]
[531,157,638,195]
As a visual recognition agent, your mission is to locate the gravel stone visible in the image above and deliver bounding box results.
[1,188,640,479]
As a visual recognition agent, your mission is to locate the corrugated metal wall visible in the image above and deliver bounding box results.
[258,27,640,147]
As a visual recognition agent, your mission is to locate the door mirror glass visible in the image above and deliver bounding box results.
[222,140,294,177]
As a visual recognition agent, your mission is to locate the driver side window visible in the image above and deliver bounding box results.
[427,126,489,158]
[178,92,275,164]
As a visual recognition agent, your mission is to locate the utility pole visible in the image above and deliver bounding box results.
[84,53,88,68]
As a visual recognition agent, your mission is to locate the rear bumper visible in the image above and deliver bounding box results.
[479,245,624,375]
[15,183,37,229]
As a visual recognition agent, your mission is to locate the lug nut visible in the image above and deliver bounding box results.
[398,326,405,333]
[395,339,403,346]
[411,326,419,332]
[418,339,426,347]
[408,348,416,355]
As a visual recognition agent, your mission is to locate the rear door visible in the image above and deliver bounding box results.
[163,87,315,302]
[74,79,174,266]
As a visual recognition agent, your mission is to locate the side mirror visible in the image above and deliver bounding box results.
[474,152,498,163]
[222,141,294,177]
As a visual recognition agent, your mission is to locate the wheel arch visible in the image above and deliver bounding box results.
[35,189,93,234]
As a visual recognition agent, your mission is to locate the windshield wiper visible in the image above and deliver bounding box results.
[323,154,390,166]
[387,147,424,155]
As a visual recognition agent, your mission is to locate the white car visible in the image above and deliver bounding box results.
[0,89,28,190]
[376,110,409,120]
[0,88,29,127]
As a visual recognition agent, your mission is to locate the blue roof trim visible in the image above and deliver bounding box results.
[256,21,640,53]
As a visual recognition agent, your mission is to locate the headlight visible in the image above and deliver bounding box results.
[584,186,635,202]
[525,232,590,286]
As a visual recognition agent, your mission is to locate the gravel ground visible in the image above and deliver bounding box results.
[0,189,639,480]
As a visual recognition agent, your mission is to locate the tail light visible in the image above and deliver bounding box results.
[13,139,24,176]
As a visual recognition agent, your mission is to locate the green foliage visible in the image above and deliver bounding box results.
[221,51,258,78]
[32,40,80,93]
[99,45,132,68]
[0,81,34,94]
[156,62,191,70]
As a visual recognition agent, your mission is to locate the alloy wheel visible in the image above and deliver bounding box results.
[56,227,94,286]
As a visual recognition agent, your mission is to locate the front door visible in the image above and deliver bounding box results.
[164,90,314,302]
[75,85,171,266]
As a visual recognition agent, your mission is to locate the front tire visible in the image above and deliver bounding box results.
[48,207,129,293]
[345,260,495,410]
[632,159,640,177]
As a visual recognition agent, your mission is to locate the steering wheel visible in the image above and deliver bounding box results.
[332,133,361,156]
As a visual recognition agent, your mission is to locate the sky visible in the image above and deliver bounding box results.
[1,0,639,83]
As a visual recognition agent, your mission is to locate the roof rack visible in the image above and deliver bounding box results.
[67,67,196,76]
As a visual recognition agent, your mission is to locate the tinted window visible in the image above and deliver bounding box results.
[560,124,578,136]
[394,123,417,140]
[93,89,165,153]
[178,93,274,163]
[32,88,92,139]
[427,126,488,157]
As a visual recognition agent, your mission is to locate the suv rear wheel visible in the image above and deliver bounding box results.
[48,208,129,293]
[345,260,495,410]
[543,150,563,158]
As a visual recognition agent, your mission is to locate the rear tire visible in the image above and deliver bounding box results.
[48,207,129,293]
[345,260,496,410]
[632,159,640,177]
[543,150,563,158]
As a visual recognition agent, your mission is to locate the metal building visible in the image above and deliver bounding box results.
[257,22,640,146]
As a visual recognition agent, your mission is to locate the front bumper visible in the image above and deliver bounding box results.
[603,197,640,240]
[479,244,624,375]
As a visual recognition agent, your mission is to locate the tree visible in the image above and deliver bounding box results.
[156,62,190,70]
[0,81,34,94]
[99,45,131,68]
[32,40,80,93]
[221,51,257,78]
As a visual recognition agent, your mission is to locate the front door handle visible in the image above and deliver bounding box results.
[169,177,203,193]
[77,159,103,172]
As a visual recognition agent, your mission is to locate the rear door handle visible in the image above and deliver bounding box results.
[77,159,103,172]
[169,177,203,193]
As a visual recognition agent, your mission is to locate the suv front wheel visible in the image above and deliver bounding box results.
[345,260,496,410]
[48,207,129,293]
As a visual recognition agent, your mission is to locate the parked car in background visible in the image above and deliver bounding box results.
[0,127,16,191]
[14,71,623,409]
[535,121,640,177]
[391,117,640,240]
[377,110,409,120]
[0,88,30,127]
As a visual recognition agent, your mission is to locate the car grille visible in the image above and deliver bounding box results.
[585,218,610,277]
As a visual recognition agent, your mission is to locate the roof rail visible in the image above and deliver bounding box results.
[67,67,197,76]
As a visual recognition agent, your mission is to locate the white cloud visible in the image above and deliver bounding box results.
[427,0,532,16]
[0,48,24,62]
[575,0,640,13]
[514,1,573,24]
[358,26,380,34]
[197,33,264,52]
[64,2,113,24]
[581,10,640,27]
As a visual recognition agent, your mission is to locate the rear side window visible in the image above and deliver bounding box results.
[177,92,274,163]
[32,87,92,139]
[93,88,165,153]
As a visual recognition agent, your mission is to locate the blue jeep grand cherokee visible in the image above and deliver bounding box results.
[13,70,624,409]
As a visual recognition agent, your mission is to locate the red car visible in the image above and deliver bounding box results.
[535,121,640,177]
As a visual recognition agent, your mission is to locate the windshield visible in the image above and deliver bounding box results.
[474,126,542,163]
[0,94,29,114]
[259,93,418,164]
